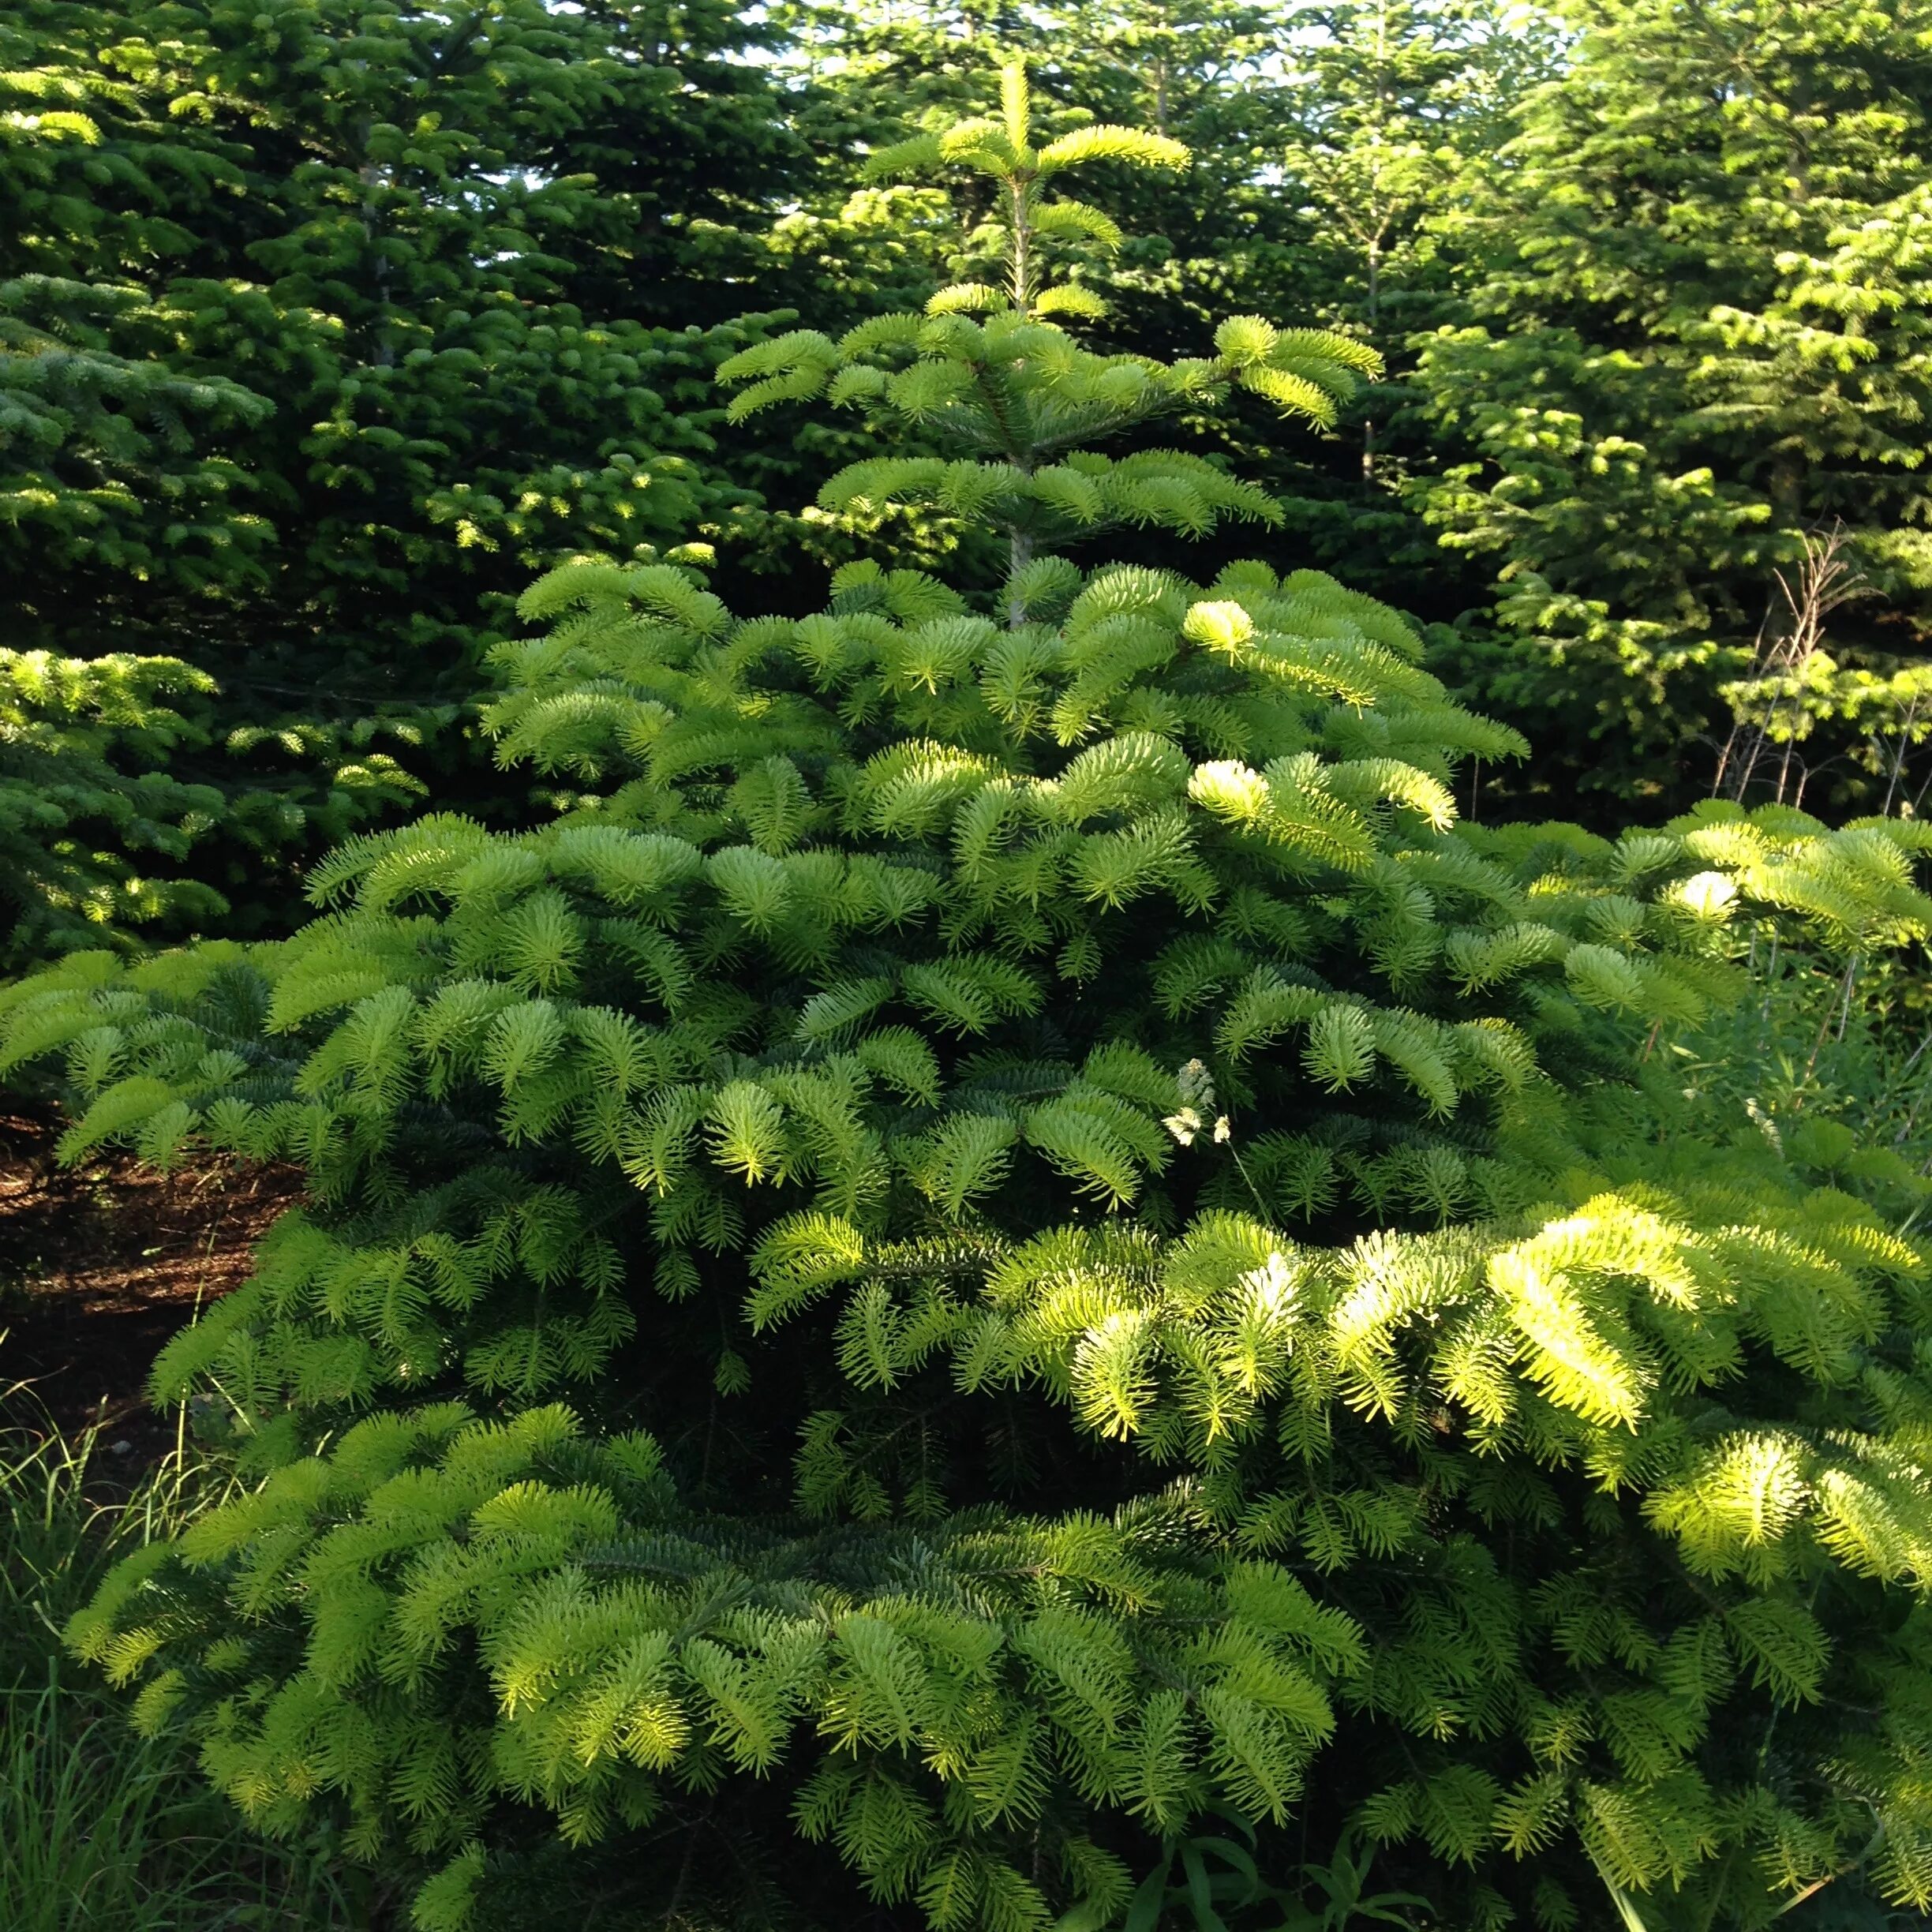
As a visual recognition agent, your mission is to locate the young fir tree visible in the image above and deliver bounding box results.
[13,59,1932,1932]
[766,0,1548,610]
[1412,0,1932,815]
[0,0,799,960]
[769,0,1311,341]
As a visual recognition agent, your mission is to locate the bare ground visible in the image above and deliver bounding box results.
[0,1103,301,1458]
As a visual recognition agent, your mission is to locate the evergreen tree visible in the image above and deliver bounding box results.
[0,0,800,960]
[1413,0,1932,814]
[1266,0,1558,590]
[0,650,227,968]
[0,6,352,960]
[732,17,1348,592]
[766,0,1548,608]
[9,58,1932,1932]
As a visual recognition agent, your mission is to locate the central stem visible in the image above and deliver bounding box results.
[1009,178,1033,314]
[1005,529,1035,629]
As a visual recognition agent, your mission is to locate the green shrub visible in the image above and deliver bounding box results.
[9,62,1932,1932]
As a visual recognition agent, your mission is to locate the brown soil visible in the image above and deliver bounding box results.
[0,1103,302,1459]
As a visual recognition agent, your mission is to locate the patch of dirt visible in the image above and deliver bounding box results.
[0,1103,302,1459]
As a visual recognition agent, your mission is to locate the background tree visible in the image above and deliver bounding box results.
[1264,0,1558,597]
[1,2,343,959]
[1413,0,1932,815]
[0,0,804,959]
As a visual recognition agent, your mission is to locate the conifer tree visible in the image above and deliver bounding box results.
[1273,0,1556,483]
[0,650,227,969]
[0,8,316,958]
[1413,0,1932,813]
[0,0,800,959]
[11,57,1932,1932]
[766,0,1548,608]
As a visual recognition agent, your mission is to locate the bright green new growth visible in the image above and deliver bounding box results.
[17,552,1932,1930]
[12,53,1932,1932]
[718,62,1380,616]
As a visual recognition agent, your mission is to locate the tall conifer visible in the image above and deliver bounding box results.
[1414,0,1932,812]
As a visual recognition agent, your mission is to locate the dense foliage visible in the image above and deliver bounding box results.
[1,0,799,953]
[9,9,1932,1932]
[14,0,1932,963]
[1413,0,1932,812]
[7,62,1932,1932]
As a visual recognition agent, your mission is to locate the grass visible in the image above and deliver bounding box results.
[0,1390,367,1930]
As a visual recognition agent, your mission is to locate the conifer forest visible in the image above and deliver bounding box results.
[16,2,1932,1928]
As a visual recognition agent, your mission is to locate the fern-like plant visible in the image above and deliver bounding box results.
[8,58,1932,1932]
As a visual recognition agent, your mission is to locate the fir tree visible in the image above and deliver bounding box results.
[745,22,1398,591]
[0,650,227,967]
[0,0,801,959]
[1272,0,1556,483]
[1,9,320,958]
[10,58,1932,1932]
[1413,0,1932,814]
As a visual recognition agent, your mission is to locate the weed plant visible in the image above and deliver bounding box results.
[0,1384,364,1930]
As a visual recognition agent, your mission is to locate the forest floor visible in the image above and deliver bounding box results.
[0,1105,298,1466]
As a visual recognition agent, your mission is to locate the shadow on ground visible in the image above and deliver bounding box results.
[0,1104,300,1460]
